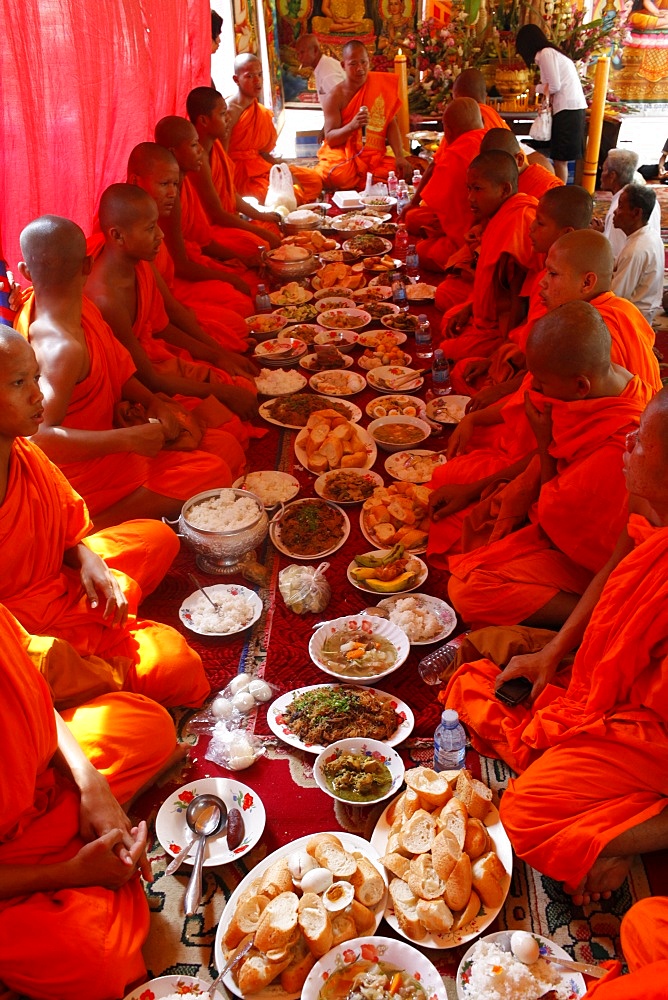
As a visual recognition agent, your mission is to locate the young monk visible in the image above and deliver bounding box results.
[315,40,412,189]
[186,85,282,252]
[439,150,537,362]
[444,303,652,629]
[16,215,243,528]
[127,142,252,353]
[226,53,323,204]
[479,127,563,199]
[442,389,668,907]
[86,184,259,432]
[0,328,209,709]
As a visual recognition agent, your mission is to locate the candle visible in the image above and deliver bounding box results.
[394,47,410,154]
[582,55,610,195]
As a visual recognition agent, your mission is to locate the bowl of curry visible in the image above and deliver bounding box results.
[313,737,404,805]
[269,498,350,560]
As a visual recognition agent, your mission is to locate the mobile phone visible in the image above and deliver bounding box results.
[495,676,532,706]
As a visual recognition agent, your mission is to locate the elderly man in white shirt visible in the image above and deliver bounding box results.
[595,148,662,258]
[611,183,665,324]
[295,34,346,104]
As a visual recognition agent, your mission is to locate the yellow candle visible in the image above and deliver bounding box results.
[582,55,610,194]
[394,47,410,154]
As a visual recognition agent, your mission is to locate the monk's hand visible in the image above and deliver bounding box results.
[125,422,167,456]
[467,383,510,413]
[395,156,412,181]
[78,770,136,857]
[147,398,182,441]
[494,648,560,704]
[463,359,490,383]
[222,274,251,296]
[70,822,150,888]
[352,106,369,133]
[524,392,553,452]
[590,216,604,233]
[446,413,476,459]
[78,545,129,628]
[444,303,472,339]
[238,249,264,269]
[213,384,259,421]
[428,483,477,522]
[264,229,282,249]
[216,348,259,379]
[7,280,24,313]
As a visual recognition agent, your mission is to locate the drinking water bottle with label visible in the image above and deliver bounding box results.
[415,314,433,360]
[387,170,398,198]
[412,168,422,188]
[405,244,419,281]
[255,283,272,314]
[433,709,467,772]
[394,224,409,261]
[431,348,452,396]
[391,271,408,311]
[418,633,470,684]
[396,179,410,215]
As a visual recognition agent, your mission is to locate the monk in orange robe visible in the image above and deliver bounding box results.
[186,86,282,253]
[439,151,537,362]
[443,390,668,905]
[227,54,322,203]
[585,898,668,997]
[127,143,252,352]
[15,215,243,528]
[480,127,563,199]
[315,41,411,190]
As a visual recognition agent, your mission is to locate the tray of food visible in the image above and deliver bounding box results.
[360,482,431,552]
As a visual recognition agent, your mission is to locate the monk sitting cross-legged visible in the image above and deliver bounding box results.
[315,40,412,190]
[441,389,668,908]
[127,143,252,354]
[438,150,537,363]
[15,215,242,529]
[226,54,323,205]
[480,127,563,200]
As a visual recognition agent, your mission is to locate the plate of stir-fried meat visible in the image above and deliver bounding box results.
[270,498,350,559]
[259,393,362,429]
[267,683,414,752]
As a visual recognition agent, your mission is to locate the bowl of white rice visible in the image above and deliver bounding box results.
[176,488,269,575]
[179,584,263,637]
[457,931,586,1000]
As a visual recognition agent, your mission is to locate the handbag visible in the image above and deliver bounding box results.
[529,104,552,142]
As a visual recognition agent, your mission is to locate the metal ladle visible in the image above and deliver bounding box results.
[183,793,227,916]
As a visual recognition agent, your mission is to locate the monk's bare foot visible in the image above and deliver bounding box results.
[564,855,632,906]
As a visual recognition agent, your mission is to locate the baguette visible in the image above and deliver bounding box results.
[223,892,270,949]
[431,829,461,882]
[349,853,385,908]
[407,854,447,901]
[405,766,452,809]
[330,911,357,946]
[389,878,427,941]
[471,851,508,908]
[259,858,294,899]
[444,853,472,912]
[254,892,300,955]
[380,851,411,880]
[464,817,489,860]
[314,840,357,877]
[399,808,436,855]
[440,798,468,849]
[452,889,481,931]
[416,897,454,934]
[349,899,376,936]
[279,938,316,994]
[237,953,292,995]
[455,769,493,820]
[297,892,332,958]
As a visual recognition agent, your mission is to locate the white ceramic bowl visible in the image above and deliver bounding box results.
[367,414,432,453]
[318,307,371,331]
[245,313,288,337]
[315,295,355,312]
[309,614,410,685]
[303,937,448,1000]
[313,329,359,352]
[313,737,404,805]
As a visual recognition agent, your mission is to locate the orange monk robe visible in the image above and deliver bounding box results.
[479,103,511,132]
[209,138,281,244]
[228,100,322,203]
[446,516,668,890]
[0,604,176,999]
[439,193,537,362]
[518,162,563,199]
[315,73,402,189]
[447,375,651,626]
[415,128,486,273]
[585,898,668,999]
[591,290,662,392]
[0,437,209,708]
[15,292,242,515]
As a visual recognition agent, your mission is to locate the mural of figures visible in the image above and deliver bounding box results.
[234,0,258,54]
[626,0,668,81]
[264,0,286,124]
[311,0,375,37]
[377,0,415,59]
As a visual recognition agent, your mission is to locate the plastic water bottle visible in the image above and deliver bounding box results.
[391,271,409,312]
[412,168,422,188]
[434,709,467,771]
[364,171,373,195]
[394,224,409,261]
[405,244,419,281]
[255,283,272,314]
[419,633,470,685]
[415,314,433,360]
[432,349,452,396]
[396,179,410,215]
[387,170,398,198]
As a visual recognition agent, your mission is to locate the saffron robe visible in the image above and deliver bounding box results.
[518,162,563,198]
[591,290,662,392]
[228,100,322,203]
[209,138,281,245]
[585,897,668,998]
[0,438,209,708]
[315,73,402,189]
[445,516,668,888]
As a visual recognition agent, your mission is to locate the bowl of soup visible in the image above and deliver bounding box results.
[313,737,404,805]
[309,614,409,684]
[367,414,432,453]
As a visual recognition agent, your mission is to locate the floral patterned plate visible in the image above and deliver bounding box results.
[457,931,586,999]
[302,937,447,1000]
[123,974,212,999]
[155,777,265,868]
[313,737,404,804]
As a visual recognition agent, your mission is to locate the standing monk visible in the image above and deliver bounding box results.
[315,40,411,190]
[226,54,323,205]
[479,128,563,199]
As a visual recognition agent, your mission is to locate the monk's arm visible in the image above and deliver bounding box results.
[322,91,363,147]
[160,199,251,293]
[386,117,411,179]
[467,370,527,413]
[401,160,435,218]
[195,170,279,248]
[429,451,536,521]
[235,193,282,230]
[447,403,505,458]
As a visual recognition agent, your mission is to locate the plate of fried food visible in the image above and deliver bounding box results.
[381,313,421,335]
[405,282,437,301]
[359,339,412,370]
[259,393,361,430]
[313,284,357,301]
[295,411,376,473]
[385,449,445,483]
[365,394,425,419]
[343,235,394,258]
[360,482,431,553]
[357,329,407,348]
[362,254,402,273]
[245,313,289,336]
[300,350,354,373]
[314,467,383,505]
[267,683,414,752]
[312,262,366,291]
[370,767,512,949]
[270,498,350,560]
[347,545,428,595]
[282,230,338,255]
[269,282,314,306]
[214,831,389,1000]
[309,369,366,397]
[317,249,363,264]
[330,213,375,232]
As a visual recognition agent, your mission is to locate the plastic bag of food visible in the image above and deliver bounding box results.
[279,561,331,615]
[187,675,276,734]
[205,721,266,770]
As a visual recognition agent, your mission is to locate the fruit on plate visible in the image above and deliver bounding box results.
[350,545,421,593]
[362,483,431,549]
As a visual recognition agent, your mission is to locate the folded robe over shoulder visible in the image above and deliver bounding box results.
[209,138,281,247]
[518,162,563,199]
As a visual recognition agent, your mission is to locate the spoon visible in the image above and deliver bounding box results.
[184,793,227,916]
[208,935,256,998]
[188,573,220,611]
[166,792,221,876]
[540,955,606,979]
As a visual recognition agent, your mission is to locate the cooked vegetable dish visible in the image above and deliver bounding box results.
[319,627,397,677]
[322,470,377,503]
[265,394,352,426]
[373,423,425,445]
[318,961,427,1000]
[322,752,392,802]
[278,500,345,555]
[280,686,402,744]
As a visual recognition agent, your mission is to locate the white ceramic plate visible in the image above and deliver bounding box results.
[314,738,404,805]
[359,351,412,371]
[360,195,398,209]
[276,323,326,346]
[371,795,512,949]
[299,353,354,372]
[232,471,300,508]
[315,295,356,312]
[269,286,314,306]
[343,235,394,257]
[258,395,362,429]
[359,511,427,555]
[254,370,308,396]
[457,931,586,999]
[303,937,448,1000]
[380,314,421,335]
[313,330,359,353]
[310,614,410,685]
[309,370,366,396]
[377,592,458,645]
[357,330,407,348]
[367,366,424,393]
[295,423,377,473]
[318,307,371,331]
[274,304,319,324]
[245,313,288,335]
[365,394,425,419]
[314,467,383,505]
[385,449,446,483]
[406,282,437,301]
[155,777,266,867]
[347,549,428,595]
[426,395,471,424]
[214,833,388,1000]
[313,284,357,300]
[269,498,350,560]
[353,285,393,302]
[179,585,263,637]
[330,214,375,232]
[267,682,415,753]
[253,337,307,360]
[124,975,212,999]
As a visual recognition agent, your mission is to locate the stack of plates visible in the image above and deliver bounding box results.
[252,337,308,368]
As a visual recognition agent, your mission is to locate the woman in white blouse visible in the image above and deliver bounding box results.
[516,24,587,183]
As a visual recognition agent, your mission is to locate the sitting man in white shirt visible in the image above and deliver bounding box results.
[611,183,665,325]
[296,34,346,104]
[594,148,661,258]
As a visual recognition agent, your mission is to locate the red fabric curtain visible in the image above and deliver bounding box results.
[0,0,210,270]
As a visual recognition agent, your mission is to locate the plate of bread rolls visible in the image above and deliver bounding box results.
[294,411,376,475]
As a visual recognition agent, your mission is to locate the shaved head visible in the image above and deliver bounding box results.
[551,230,614,283]
[452,68,487,103]
[469,150,519,192]
[234,52,261,73]
[539,185,593,230]
[20,215,87,285]
[0,327,35,358]
[186,86,224,123]
[443,97,484,139]
[480,127,521,156]
[98,183,155,233]
[127,142,178,178]
[154,116,198,148]
[342,39,367,59]
[527,301,612,386]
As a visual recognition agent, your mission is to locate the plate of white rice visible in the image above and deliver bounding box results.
[377,593,457,644]
[232,471,300,509]
[179,584,263,636]
[254,368,308,396]
[457,931,586,1000]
